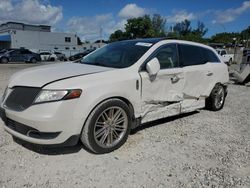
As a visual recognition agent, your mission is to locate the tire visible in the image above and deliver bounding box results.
[205,84,226,111]
[81,99,132,154]
[30,58,37,64]
[0,57,8,64]
[50,57,55,61]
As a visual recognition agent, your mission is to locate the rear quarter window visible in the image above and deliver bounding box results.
[204,49,220,63]
[178,44,205,66]
[178,44,220,66]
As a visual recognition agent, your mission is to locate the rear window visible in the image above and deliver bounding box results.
[178,44,220,66]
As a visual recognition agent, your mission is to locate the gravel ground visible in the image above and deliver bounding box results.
[0,64,249,188]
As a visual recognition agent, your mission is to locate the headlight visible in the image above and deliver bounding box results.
[34,89,82,104]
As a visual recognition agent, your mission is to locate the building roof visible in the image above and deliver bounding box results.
[0,22,51,33]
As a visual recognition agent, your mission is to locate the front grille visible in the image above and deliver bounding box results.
[4,87,41,111]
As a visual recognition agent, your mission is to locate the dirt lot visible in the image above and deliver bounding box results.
[0,64,249,188]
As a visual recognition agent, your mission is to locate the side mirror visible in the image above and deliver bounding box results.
[146,57,160,76]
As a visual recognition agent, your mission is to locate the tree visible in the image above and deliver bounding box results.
[109,30,126,42]
[193,21,208,37]
[152,14,166,37]
[125,15,155,39]
[173,19,192,36]
[210,32,241,44]
[109,14,166,41]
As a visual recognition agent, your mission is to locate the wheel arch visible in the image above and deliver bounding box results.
[80,96,135,133]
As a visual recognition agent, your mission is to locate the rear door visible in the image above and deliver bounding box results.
[139,44,184,123]
[178,44,213,112]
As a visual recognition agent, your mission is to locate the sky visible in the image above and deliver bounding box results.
[0,0,249,41]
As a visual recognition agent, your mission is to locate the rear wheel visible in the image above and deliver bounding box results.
[0,57,8,64]
[81,99,131,154]
[206,84,226,111]
[50,57,55,61]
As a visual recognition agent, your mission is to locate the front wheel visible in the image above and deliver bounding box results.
[206,84,226,111]
[81,99,131,154]
[0,57,8,64]
[30,58,37,64]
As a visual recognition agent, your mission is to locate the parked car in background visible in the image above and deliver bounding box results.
[216,49,234,65]
[0,49,8,54]
[68,49,95,61]
[39,52,58,61]
[240,49,250,71]
[0,49,41,64]
[54,52,67,61]
[0,39,229,154]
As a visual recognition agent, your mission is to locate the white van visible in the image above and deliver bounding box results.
[0,39,229,154]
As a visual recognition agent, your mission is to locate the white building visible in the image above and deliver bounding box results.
[0,22,81,55]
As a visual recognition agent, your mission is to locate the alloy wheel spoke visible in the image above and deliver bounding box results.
[109,108,115,120]
[100,131,109,145]
[112,130,119,139]
[101,111,109,122]
[95,127,106,138]
[113,110,122,122]
[114,117,125,125]
[114,126,125,132]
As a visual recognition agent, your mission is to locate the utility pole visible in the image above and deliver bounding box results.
[100,27,103,47]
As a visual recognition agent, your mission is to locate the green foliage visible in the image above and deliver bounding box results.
[109,30,127,42]
[125,15,155,39]
[169,20,208,43]
[109,14,166,41]
[173,19,192,36]
[152,14,166,37]
[108,13,249,45]
[209,32,241,43]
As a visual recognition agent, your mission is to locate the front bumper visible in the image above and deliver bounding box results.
[0,99,83,146]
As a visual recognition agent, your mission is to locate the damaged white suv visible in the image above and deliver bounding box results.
[0,39,229,153]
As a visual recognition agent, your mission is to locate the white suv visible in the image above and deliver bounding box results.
[0,39,229,153]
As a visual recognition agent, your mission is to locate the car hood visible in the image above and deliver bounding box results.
[9,62,114,88]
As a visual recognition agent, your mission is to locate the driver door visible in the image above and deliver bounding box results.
[139,44,185,123]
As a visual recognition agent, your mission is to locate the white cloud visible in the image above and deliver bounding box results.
[166,10,196,23]
[67,3,147,41]
[67,14,122,41]
[0,0,62,25]
[213,1,250,24]
[118,4,146,19]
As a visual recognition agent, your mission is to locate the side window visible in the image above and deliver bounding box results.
[178,44,205,66]
[221,50,226,56]
[153,44,178,69]
[10,50,20,55]
[204,49,220,63]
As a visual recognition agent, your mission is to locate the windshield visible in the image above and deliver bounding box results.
[80,41,152,68]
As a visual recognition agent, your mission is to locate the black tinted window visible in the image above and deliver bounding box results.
[204,49,220,62]
[81,41,150,68]
[21,50,32,54]
[221,50,226,55]
[153,44,178,69]
[178,44,206,66]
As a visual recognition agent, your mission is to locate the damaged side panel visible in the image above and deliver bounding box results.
[139,69,184,123]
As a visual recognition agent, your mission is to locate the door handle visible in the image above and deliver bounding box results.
[206,72,213,76]
[171,75,180,83]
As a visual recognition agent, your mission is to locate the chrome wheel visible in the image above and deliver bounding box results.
[214,87,225,109]
[94,107,128,148]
